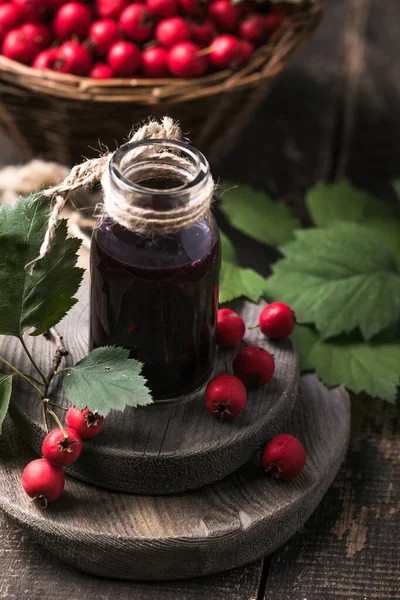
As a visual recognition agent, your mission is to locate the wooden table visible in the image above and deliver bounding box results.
[0,0,399,597]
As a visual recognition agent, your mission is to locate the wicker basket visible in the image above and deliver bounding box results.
[0,1,323,166]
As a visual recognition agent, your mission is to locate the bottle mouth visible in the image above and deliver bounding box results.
[110,139,210,197]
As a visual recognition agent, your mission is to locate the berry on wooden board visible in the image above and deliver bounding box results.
[216,308,245,348]
[107,40,141,76]
[66,406,105,439]
[205,373,247,420]
[42,427,83,467]
[261,434,306,480]
[233,345,275,386]
[22,459,65,507]
[259,302,295,338]
[52,2,92,40]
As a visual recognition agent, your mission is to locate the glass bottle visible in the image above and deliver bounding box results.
[89,139,221,400]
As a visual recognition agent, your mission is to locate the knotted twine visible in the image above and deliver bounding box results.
[26,117,214,273]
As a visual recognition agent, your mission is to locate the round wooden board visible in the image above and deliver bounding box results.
[0,375,350,581]
[4,278,299,494]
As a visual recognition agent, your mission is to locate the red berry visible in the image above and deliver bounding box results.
[190,19,214,46]
[239,14,265,45]
[88,19,120,55]
[54,40,92,75]
[47,0,69,12]
[155,16,190,48]
[261,434,306,480]
[209,34,241,69]
[235,0,252,19]
[142,45,168,77]
[89,61,112,78]
[205,373,247,420]
[264,12,283,37]
[53,2,92,40]
[12,0,46,23]
[167,40,207,77]
[96,0,129,19]
[233,345,275,386]
[107,40,141,76]
[2,28,40,63]
[209,0,238,32]
[216,308,245,348]
[0,4,21,36]
[66,406,105,439]
[147,0,177,19]
[238,39,253,63]
[259,302,295,338]
[32,47,57,68]
[42,427,83,467]
[179,0,206,17]
[20,23,52,50]
[22,459,65,506]
[119,4,154,42]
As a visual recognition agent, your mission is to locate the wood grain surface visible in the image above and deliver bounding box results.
[0,374,350,580]
[4,279,298,495]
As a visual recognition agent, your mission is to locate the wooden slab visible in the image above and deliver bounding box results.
[0,375,350,580]
[3,279,299,495]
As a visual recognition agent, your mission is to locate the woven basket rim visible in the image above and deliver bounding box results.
[0,0,324,104]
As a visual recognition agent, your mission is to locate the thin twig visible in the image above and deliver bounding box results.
[43,327,69,387]
[42,402,49,433]
[19,336,49,386]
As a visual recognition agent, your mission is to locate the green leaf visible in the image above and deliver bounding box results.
[311,334,400,404]
[306,181,400,262]
[62,346,152,416]
[219,183,299,247]
[220,231,237,264]
[0,194,84,337]
[291,325,318,372]
[220,261,265,304]
[265,222,400,340]
[0,372,13,433]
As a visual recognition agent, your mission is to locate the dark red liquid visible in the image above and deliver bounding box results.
[90,210,220,400]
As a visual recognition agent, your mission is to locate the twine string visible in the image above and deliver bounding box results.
[26,117,214,273]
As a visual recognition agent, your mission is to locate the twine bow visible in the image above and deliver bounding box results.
[26,117,214,273]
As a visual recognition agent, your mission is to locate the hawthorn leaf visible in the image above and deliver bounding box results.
[0,194,84,337]
[311,334,400,404]
[220,261,265,304]
[0,372,13,433]
[62,346,152,416]
[265,222,400,340]
[290,325,318,372]
[219,183,299,247]
[220,231,237,264]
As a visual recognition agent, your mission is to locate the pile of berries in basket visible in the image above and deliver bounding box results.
[0,0,302,77]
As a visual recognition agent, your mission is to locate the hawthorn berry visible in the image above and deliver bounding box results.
[142,45,168,77]
[89,61,112,78]
[96,0,129,20]
[167,41,207,77]
[12,0,46,23]
[2,28,40,63]
[107,40,141,76]
[155,16,190,48]
[205,373,247,420]
[119,4,154,43]
[47,0,70,12]
[259,302,295,338]
[20,23,52,50]
[209,0,239,33]
[216,308,245,348]
[209,34,241,69]
[54,40,92,75]
[147,0,178,19]
[261,434,306,480]
[238,39,254,63]
[179,0,207,18]
[0,4,22,36]
[88,19,120,56]
[42,427,83,467]
[32,47,57,69]
[190,19,214,46]
[53,2,92,40]
[239,14,266,45]
[22,459,65,507]
[233,345,275,386]
[264,12,283,37]
[66,406,105,439]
